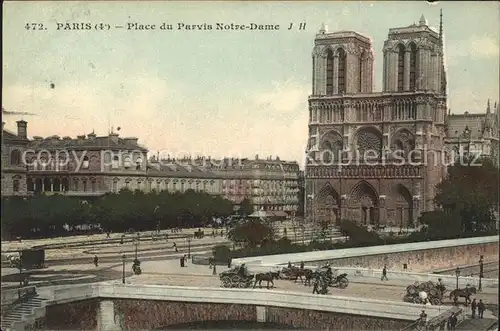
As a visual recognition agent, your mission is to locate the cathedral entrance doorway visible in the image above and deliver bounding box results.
[316,184,340,226]
[394,184,414,228]
[349,181,379,226]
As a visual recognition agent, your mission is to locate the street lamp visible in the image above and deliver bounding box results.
[455,267,460,290]
[122,253,126,284]
[187,236,192,258]
[479,255,484,292]
[134,233,140,261]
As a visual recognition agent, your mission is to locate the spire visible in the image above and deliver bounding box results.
[419,14,427,26]
[439,9,443,46]
[319,23,327,34]
[439,9,447,95]
[487,99,491,113]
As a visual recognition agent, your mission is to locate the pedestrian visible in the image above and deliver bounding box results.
[471,298,477,318]
[180,256,184,267]
[227,257,232,268]
[381,265,388,281]
[477,299,485,319]
[184,254,188,265]
[419,310,427,326]
[300,261,305,269]
[93,255,99,267]
[447,312,457,330]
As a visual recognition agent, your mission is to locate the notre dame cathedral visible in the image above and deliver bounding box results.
[304,12,499,228]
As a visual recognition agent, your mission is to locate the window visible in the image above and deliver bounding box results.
[124,156,132,168]
[91,180,96,192]
[409,43,417,90]
[337,48,346,94]
[326,49,334,95]
[10,150,21,165]
[13,179,20,192]
[83,180,87,192]
[397,44,405,91]
[112,180,118,192]
[112,156,120,169]
[359,53,364,92]
[82,156,89,169]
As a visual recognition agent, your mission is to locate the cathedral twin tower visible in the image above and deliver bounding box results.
[312,14,445,97]
[305,13,448,228]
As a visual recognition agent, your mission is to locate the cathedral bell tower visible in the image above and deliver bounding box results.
[312,26,374,96]
[382,13,446,95]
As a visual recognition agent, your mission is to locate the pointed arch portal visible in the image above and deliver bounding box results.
[349,181,379,226]
[316,184,340,225]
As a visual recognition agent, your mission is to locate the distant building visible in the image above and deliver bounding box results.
[444,101,499,166]
[1,121,29,196]
[2,124,301,215]
[185,155,301,215]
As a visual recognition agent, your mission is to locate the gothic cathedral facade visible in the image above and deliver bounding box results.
[305,15,448,228]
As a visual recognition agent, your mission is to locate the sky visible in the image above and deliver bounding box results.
[3,1,499,165]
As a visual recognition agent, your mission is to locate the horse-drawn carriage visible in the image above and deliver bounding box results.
[404,281,446,305]
[219,267,254,288]
[281,264,349,290]
[220,265,280,289]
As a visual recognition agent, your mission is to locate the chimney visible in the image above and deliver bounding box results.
[16,120,27,139]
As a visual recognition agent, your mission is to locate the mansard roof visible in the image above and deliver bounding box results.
[27,134,148,151]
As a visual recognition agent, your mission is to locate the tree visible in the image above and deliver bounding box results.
[238,198,254,216]
[435,156,499,233]
[228,219,275,247]
[339,219,382,246]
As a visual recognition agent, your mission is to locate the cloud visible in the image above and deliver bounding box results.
[447,35,499,62]
[2,75,310,166]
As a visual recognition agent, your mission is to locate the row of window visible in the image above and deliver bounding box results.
[309,105,419,123]
[397,44,418,91]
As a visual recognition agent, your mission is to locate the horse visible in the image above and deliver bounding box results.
[253,271,280,289]
[449,286,477,305]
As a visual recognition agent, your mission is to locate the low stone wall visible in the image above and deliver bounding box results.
[41,298,411,331]
[36,283,451,330]
[43,299,98,330]
[233,236,499,273]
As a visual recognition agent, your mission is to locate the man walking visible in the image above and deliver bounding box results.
[381,265,388,281]
[471,298,477,318]
[93,255,99,267]
[447,312,458,330]
[477,299,485,319]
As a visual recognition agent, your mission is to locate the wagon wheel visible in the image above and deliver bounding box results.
[238,280,248,288]
[231,275,241,283]
[338,278,349,289]
[407,285,417,295]
[221,276,231,288]
[431,297,442,306]
[429,288,439,297]
[413,296,422,304]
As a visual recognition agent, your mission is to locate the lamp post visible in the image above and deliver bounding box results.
[134,233,140,261]
[122,253,126,284]
[187,236,192,258]
[455,267,460,290]
[479,255,484,292]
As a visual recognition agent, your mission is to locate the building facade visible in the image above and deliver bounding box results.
[305,15,449,228]
[188,156,301,214]
[1,127,301,215]
[1,121,30,196]
[444,101,499,166]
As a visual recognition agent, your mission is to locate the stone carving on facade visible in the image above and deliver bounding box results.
[379,195,386,207]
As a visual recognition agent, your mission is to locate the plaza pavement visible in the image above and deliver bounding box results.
[110,259,499,306]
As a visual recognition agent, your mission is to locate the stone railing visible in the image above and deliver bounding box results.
[1,285,37,306]
[232,236,499,267]
[42,282,448,321]
[247,264,499,289]
[425,307,464,331]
